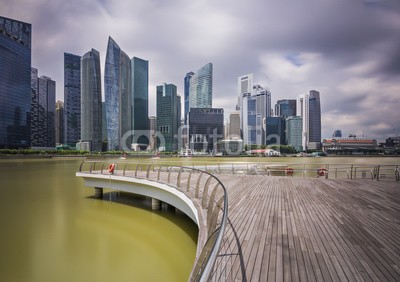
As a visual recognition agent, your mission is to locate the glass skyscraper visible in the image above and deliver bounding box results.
[275,99,296,118]
[184,72,194,125]
[131,56,149,146]
[297,90,321,150]
[30,69,56,148]
[286,116,303,151]
[156,83,181,152]
[55,100,64,146]
[0,16,31,148]
[81,49,102,152]
[188,63,213,110]
[64,53,81,147]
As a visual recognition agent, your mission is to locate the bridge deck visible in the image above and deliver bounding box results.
[209,176,400,281]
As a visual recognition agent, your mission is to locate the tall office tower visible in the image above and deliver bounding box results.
[238,74,271,146]
[105,37,132,150]
[189,108,224,153]
[131,57,149,146]
[332,130,342,138]
[156,83,181,152]
[55,100,64,146]
[265,117,285,146]
[31,70,56,148]
[286,116,303,151]
[275,99,297,118]
[297,90,321,150]
[0,16,31,148]
[81,49,102,152]
[184,72,194,124]
[64,53,81,147]
[188,63,213,110]
[148,116,157,150]
[229,111,241,139]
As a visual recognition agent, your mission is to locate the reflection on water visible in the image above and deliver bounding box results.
[0,159,197,282]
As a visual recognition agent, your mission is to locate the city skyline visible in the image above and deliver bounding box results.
[2,0,400,141]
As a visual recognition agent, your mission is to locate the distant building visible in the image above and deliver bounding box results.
[184,72,194,125]
[81,49,102,152]
[156,83,181,152]
[149,116,157,150]
[228,111,240,139]
[265,117,285,146]
[0,16,32,148]
[322,138,379,155]
[275,99,296,118]
[297,90,321,150]
[238,73,272,146]
[189,108,223,153]
[188,63,213,110]
[64,53,81,147]
[31,70,56,149]
[286,116,303,151]
[55,101,64,146]
[332,130,342,138]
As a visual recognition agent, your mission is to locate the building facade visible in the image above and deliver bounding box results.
[104,37,132,150]
[0,16,32,148]
[55,100,64,146]
[265,117,285,146]
[188,63,213,110]
[31,70,56,148]
[64,53,81,147]
[189,108,223,153]
[156,83,181,152]
[81,49,102,152]
[184,72,194,125]
[275,99,296,118]
[286,116,303,151]
[131,56,149,146]
[228,111,241,139]
[297,90,321,150]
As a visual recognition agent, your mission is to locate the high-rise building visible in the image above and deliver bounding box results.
[286,116,303,151]
[184,72,194,124]
[81,49,102,152]
[149,116,157,150]
[333,130,342,138]
[188,63,213,110]
[238,74,271,146]
[0,16,31,148]
[297,90,321,150]
[55,101,64,146]
[189,108,223,153]
[31,70,56,148]
[104,37,132,150]
[156,83,181,152]
[131,56,149,146]
[64,53,81,147]
[265,117,285,146]
[228,111,240,139]
[275,99,296,118]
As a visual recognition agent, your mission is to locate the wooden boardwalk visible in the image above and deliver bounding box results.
[209,176,400,281]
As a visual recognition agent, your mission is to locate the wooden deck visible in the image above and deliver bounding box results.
[209,176,400,281]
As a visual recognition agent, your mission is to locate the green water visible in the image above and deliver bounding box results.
[0,159,197,282]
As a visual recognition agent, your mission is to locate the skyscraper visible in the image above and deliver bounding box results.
[55,100,64,146]
[0,16,31,148]
[286,116,303,151]
[228,111,240,139]
[238,74,271,146]
[81,49,102,152]
[131,56,149,145]
[188,63,213,110]
[156,83,181,152]
[265,117,285,146]
[31,69,56,148]
[104,37,131,150]
[297,90,321,150]
[64,53,81,147]
[184,72,194,124]
[275,99,297,118]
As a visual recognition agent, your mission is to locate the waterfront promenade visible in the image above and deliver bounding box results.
[78,164,400,281]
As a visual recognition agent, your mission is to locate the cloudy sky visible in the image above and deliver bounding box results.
[3,0,400,141]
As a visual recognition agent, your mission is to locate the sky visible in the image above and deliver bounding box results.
[2,0,400,141]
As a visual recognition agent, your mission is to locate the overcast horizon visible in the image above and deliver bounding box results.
[2,0,400,142]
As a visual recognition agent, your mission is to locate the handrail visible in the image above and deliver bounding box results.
[78,161,228,282]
